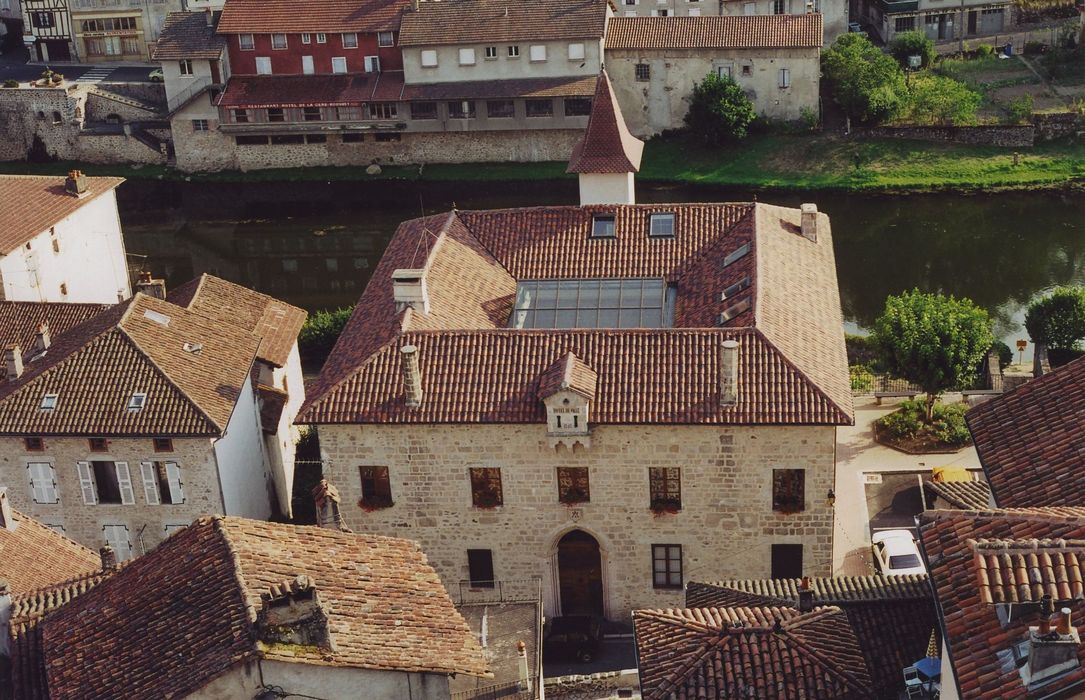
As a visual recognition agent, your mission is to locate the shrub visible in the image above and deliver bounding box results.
[878,399,924,438]
[299,306,353,368]
[684,72,757,145]
[1024,41,1047,56]
[991,340,1013,370]
[1008,94,1033,124]
[929,402,971,446]
[890,31,936,69]
[975,44,996,58]
[822,33,906,123]
[800,106,819,131]
[877,399,971,446]
[850,364,876,392]
[2,80,17,88]
[894,74,982,126]
[1024,287,1085,350]
[846,333,882,368]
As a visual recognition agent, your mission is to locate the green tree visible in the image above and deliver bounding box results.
[889,31,936,69]
[684,72,757,145]
[873,290,993,420]
[895,74,981,126]
[822,33,906,123]
[1024,287,1085,350]
[299,306,354,369]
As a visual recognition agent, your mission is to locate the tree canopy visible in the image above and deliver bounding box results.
[1024,286,1085,350]
[893,74,982,126]
[822,33,906,123]
[684,72,757,145]
[889,31,937,69]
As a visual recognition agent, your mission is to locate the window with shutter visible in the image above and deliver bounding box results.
[165,462,185,504]
[77,461,97,505]
[115,462,135,505]
[103,524,133,561]
[28,462,58,504]
[140,462,160,505]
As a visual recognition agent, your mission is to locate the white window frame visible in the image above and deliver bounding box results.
[239,33,254,50]
[28,462,59,504]
[459,47,476,65]
[302,55,314,74]
[331,56,347,74]
[568,43,585,60]
[301,32,311,44]
[178,59,193,76]
[364,55,381,73]
[255,56,272,75]
[484,45,498,59]
[778,67,791,88]
[341,32,358,49]
[378,31,394,47]
[192,118,209,131]
[271,33,288,49]
[316,33,327,43]
[127,392,146,411]
[529,44,546,62]
[507,45,520,58]
[41,393,58,411]
[421,49,438,67]
[103,524,133,562]
[688,7,701,14]
[649,213,676,237]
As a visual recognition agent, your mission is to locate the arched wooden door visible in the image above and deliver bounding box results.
[557,529,604,617]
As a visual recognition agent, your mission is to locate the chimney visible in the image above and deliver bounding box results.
[35,321,51,353]
[4,345,23,382]
[798,576,814,613]
[99,544,118,571]
[204,7,213,25]
[0,489,14,531]
[134,270,167,299]
[410,0,418,10]
[64,169,88,197]
[392,268,429,314]
[517,640,531,692]
[720,339,739,405]
[1026,606,1081,686]
[800,204,818,242]
[312,479,350,532]
[401,344,423,408]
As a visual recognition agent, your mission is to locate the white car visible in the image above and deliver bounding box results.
[871,529,927,576]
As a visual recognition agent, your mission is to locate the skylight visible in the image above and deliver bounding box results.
[719,296,751,324]
[510,279,674,329]
[648,213,675,238]
[723,243,750,267]
[721,276,751,300]
[143,309,170,326]
[127,392,147,412]
[591,215,616,239]
[40,393,58,411]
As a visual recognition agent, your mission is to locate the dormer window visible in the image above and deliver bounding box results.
[548,395,590,437]
[127,392,147,412]
[648,213,675,238]
[591,215,616,239]
[40,393,58,411]
[723,242,750,267]
[722,276,751,300]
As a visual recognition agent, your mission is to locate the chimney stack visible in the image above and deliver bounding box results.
[800,204,818,242]
[65,169,88,197]
[798,576,814,612]
[720,339,739,405]
[35,321,51,353]
[401,345,423,407]
[204,7,213,25]
[4,345,23,382]
[134,270,167,299]
[517,640,532,692]
[410,0,419,10]
[0,489,14,531]
[99,544,118,571]
[1059,608,1073,636]
[312,479,350,532]
[1026,606,1081,685]
[392,269,430,314]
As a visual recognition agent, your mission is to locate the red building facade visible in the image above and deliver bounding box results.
[222,30,403,76]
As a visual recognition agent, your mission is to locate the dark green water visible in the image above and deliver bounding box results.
[117,179,1085,357]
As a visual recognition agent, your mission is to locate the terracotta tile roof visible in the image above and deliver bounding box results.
[633,606,874,699]
[398,0,607,46]
[605,14,824,50]
[567,71,643,174]
[168,273,306,368]
[537,352,597,400]
[918,507,1085,700]
[0,508,101,594]
[402,74,596,100]
[301,202,852,426]
[0,175,124,256]
[966,356,1085,508]
[151,11,225,60]
[40,517,490,699]
[217,0,408,34]
[217,73,386,108]
[686,576,936,698]
[926,479,993,510]
[0,300,109,377]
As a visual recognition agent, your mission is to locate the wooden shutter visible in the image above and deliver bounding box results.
[140,461,160,505]
[165,462,185,504]
[76,461,97,505]
[28,462,57,504]
[115,462,135,505]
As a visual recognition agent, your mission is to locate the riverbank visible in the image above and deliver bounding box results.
[3,133,1084,192]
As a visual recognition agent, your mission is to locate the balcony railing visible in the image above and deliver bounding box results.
[166,76,217,115]
[456,577,542,606]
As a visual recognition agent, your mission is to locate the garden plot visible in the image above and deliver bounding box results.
[936,55,1052,121]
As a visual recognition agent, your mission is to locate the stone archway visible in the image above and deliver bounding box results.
[556,529,604,617]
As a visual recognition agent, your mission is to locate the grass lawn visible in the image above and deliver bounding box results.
[3,132,1084,192]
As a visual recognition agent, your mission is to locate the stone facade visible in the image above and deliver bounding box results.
[320,423,836,622]
[858,124,1035,147]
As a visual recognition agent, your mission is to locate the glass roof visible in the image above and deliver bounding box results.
[510,279,673,329]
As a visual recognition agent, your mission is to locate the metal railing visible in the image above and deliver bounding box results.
[166,76,215,115]
[450,681,533,700]
[456,577,542,606]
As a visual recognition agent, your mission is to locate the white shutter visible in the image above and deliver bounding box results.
[28,462,57,503]
[115,462,135,505]
[165,462,185,504]
[104,525,132,561]
[365,55,381,72]
[77,461,97,505]
[140,461,160,505]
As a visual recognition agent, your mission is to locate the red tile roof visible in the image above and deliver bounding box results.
[0,300,109,377]
[403,74,596,100]
[966,356,1085,508]
[633,606,874,699]
[605,14,824,50]
[918,508,1085,700]
[925,478,993,510]
[217,73,387,108]
[300,202,852,426]
[537,352,597,400]
[567,71,643,174]
[40,517,490,699]
[398,0,607,46]
[217,0,408,34]
[0,507,101,594]
[0,175,124,256]
[151,11,226,60]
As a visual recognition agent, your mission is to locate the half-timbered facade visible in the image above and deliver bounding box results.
[21,0,73,61]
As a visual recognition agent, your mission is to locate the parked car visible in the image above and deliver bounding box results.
[148,69,163,82]
[848,21,863,33]
[543,616,602,663]
[871,529,927,576]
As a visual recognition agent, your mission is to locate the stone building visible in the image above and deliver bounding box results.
[0,274,306,556]
[299,81,853,621]
[0,173,130,305]
[860,0,1015,43]
[69,0,184,63]
[613,0,847,43]
[605,15,822,136]
[20,0,73,61]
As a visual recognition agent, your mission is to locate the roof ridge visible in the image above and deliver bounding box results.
[751,327,853,424]
[782,616,873,695]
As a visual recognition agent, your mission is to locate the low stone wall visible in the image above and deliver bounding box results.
[0,84,87,161]
[544,670,640,700]
[75,132,166,165]
[85,91,161,123]
[95,81,166,108]
[1034,112,1084,141]
[858,124,1036,147]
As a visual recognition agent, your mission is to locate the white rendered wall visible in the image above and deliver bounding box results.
[266,343,305,516]
[578,172,636,205]
[0,189,130,304]
[213,375,274,520]
[402,39,601,84]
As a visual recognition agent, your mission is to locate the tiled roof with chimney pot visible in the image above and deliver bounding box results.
[966,355,1085,508]
[0,275,303,436]
[633,606,874,699]
[0,175,124,255]
[567,71,643,174]
[151,11,226,60]
[40,517,491,699]
[0,300,110,376]
[300,201,852,426]
[217,0,409,34]
[605,15,824,50]
[918,507,1085,699]
[925,478,993,510]
[0,506,101,594]
[398,0,608,46]
[686,576,936,698]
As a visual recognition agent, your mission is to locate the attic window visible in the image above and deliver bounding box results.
[511,278,672,329]
[182,342,203,354]
[591,215,616,239]
[648,213,675,238]
[143,309,170,326]
[723,242,750,267]
[722,276,751,300]
[40,393,58,411]
[127,392,147,412]
[720,296,751,324]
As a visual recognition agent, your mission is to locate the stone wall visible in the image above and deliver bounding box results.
[85,91,161,123]
[95,81,167,107]
[76,132,167,165]
[319,423,836,622]
[1034,112,1084,141]
[858,124,1036,147]
[544,670,640,700]
[0,435,224,555]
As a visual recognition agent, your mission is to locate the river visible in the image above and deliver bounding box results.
[117,179,1085,359]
